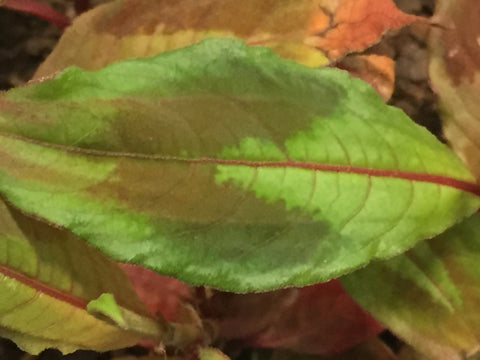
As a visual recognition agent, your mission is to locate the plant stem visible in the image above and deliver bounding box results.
[1,0,71,29]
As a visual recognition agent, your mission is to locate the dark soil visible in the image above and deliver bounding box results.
[0,6,61,89]
[390,0,441,137]
[0,0,438,359]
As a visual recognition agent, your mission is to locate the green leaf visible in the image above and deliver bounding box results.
[341,214,480,360]
[0,39,478,291]
[87,293,128,328]
[0,200,155,354]
[87,293,168,339]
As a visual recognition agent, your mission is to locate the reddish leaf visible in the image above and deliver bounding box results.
[119,263,192,322]
[203,281,382,355]
[201,289,298,340]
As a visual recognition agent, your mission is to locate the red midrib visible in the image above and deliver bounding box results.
[0,161,477,307]
[4,133,479,196]
[189,157,480,197]
[0,264,87,309]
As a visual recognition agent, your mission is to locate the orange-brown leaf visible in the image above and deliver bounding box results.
[311,0,417,59]
[34,0,415,78]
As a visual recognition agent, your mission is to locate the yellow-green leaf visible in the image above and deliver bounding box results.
[87,293,168,340]
[199,347,231,360]
[0,201,153,354]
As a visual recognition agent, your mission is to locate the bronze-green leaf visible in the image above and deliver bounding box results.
[0,39,479,291]
[342,214,480,360]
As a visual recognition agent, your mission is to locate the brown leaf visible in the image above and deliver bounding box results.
[429,0,480,180]
[34,0,415,78]
[311,0,417,59]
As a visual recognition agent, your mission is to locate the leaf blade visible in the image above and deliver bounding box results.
[429,0,480,181]
[1,39,479,291]
[33,0,415,77]
[341,214,480,360]
[0,200,155,354]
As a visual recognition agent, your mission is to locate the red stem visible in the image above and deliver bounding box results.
[187,157,480,197]
[2,0,71,30]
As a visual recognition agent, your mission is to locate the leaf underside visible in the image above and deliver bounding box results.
[0,39,478,291]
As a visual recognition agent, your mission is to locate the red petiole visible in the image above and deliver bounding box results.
[1,0,71,30]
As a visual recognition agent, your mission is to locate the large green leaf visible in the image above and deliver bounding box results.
[341,214,480,360]
[0,200,157,354]
[0,39,478,291]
